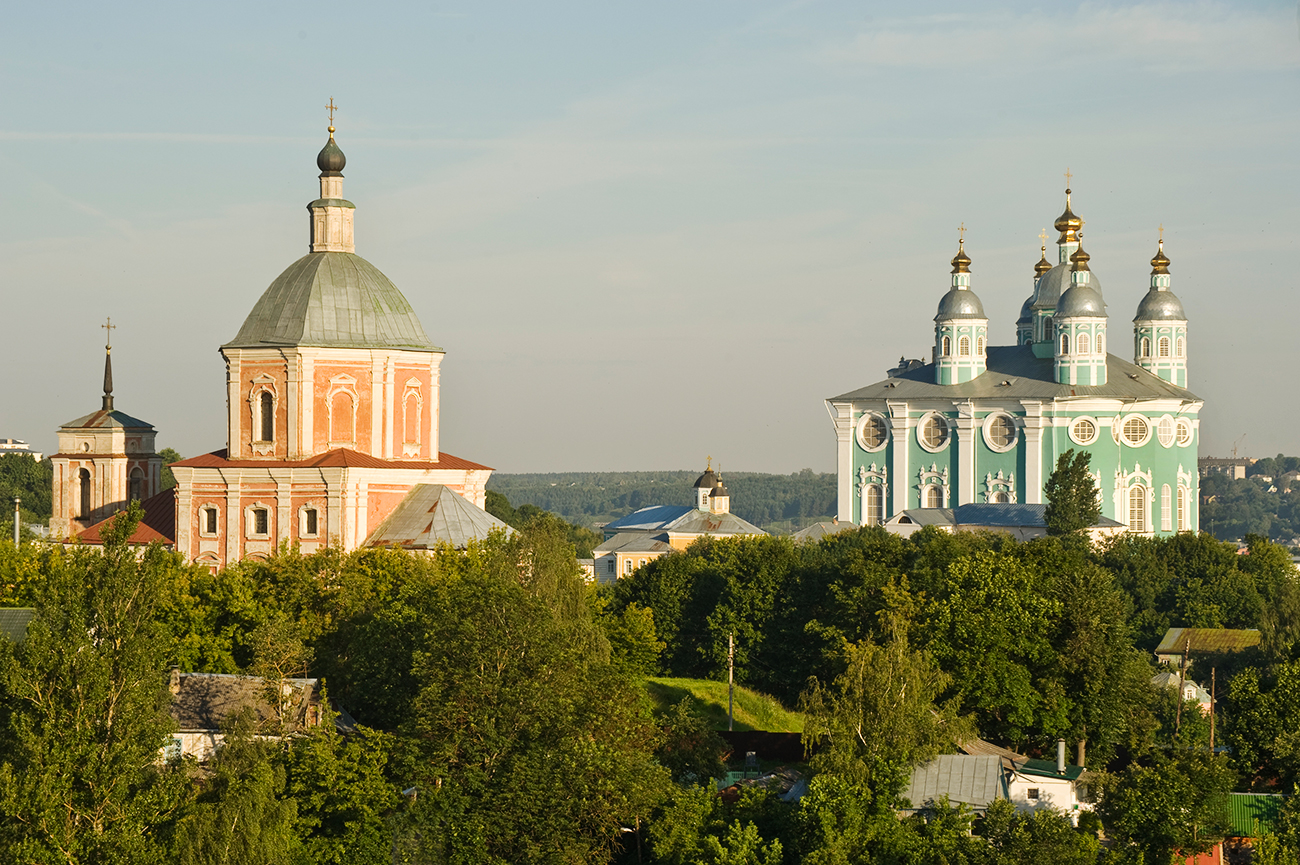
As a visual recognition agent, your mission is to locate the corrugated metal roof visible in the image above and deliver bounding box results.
[171,448,491,472]
[604,505,694,533]
[363,484,513,550]
[1017,758,1085,781]
[791,521,855,542]
[223,252,440,351]
[902,755,1007,812]
[0,608,35,643]
[1227,793,1285,838]
[887,509,956,527]
[828,344,1201,403]
[958,738,1029,762]
[953,503,1125,529]
[663,509,766,537]
[1155,628,1262,656]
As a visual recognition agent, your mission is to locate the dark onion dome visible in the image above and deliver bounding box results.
[1150,240,1171,275]
[1032,263,1103,311]
[1070,243,1091,272]
[693,468,718,489]
[1054,189,1082,242]
[317,135,346,176]
[934,287,986,320]
[951,242,971,274]
[1134,288,1186,321]
[712,479,730,497]
[223,253,440,350]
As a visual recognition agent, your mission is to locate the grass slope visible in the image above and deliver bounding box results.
[645,677,803,733]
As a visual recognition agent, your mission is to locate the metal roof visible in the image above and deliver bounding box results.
[791,520,855,542]
[59,408,155,430]
[901,755,1007,813]
[223,252,440,351]
[594,532,674,554]
[603,505,694,534]
[887,509,956,527]
[171,448,491,472]
[1227,793,1286,838]
[828,344,1200,403]
[1155,628,1262,656]
[0,608,35,643]
[662,509,766,537]
[1033,262,1103,311]
[1017,758,1085,782]
[75,488,176,546]
[364,484,514,550]
[171,672,321,733]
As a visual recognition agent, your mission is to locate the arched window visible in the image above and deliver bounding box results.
[977,336,985,355]
[129,467,144,502]
[1077,333,1090,355]
[1140,336,1151,358]
[1176,337,1184,357]
[1044,316,1054,340]
[1128,485,1147,533]
[330,391,355,445]
[1177,485,1188,531]
[258,391,274,442]
[923,485,943,509]
[1161,484,1172,532]
[1097,333,1105,355]
[864,485,883,526]
[958,336,970,356]
[403,392,421,445]
[1060,333,1070,354]
[79,468,92,518]
[941,336,951,356]
[990,491,1009,504]
[1158,336,1170,357]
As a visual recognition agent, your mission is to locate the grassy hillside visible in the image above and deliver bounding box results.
[644,677,804,732]
[487,470,835,534]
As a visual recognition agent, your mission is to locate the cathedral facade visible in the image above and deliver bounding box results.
[826,188,1200,536]
[166,128,492,569]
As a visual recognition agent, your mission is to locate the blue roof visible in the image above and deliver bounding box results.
[952,503,1122,529]
[603,505,694,534]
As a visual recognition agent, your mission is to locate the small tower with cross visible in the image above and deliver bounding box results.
[933,224,989,385]
[1132,225,1189,387]
[310,98,356,253]
[50,320,163,539]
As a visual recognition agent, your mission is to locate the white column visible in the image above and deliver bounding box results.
[383,355,395,459]
[370,354,384,458]
[956,402,976,506]
[889,402,911,515]
[1022,402,1045,504]
[275,471,292,545]
[226,353,242,459]
[428,356,442,459]
[223,473,241,567]
[830,402,853,522]
[286,351,301,459]
[300,354,315,456]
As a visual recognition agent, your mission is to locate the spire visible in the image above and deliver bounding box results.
[1070,242,1091,273]
[101,317,115,411]
[1054,170,1083,252]
[1151,226,1171,276]
[309,99,356,253]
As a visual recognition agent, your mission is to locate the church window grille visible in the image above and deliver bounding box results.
[1077,333,1090,355]
[253,508,269,536]
[79,468,92,518]
[858,414,887,450]
[129,467,144,502]
[305,508,318,536]
[977,336,985,355]
[1071,418,1097,445]
[1122,416,1149,446]
[1141,337,1151,358]
[923,485,943,509]
[920,415,949,450]
[864,485,883,525]
[258,391,274,442]
[1128,486,1147,533]
[958,336,970,356]
[1161,485,1172,531]
[1176,337,1184,357]
[1157,416,1175,447]
[941,336,951,356]
[1176,420,1192,446]
[1060,334,1070,354]
[202,507,217,535]
[1177,485,1188,531]
[1158,336,1170,357]
[987,415,1016,449]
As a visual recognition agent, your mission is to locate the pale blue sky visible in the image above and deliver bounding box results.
[2,1,1297,472]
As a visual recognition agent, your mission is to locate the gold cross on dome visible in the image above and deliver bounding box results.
[706,455,712,470]
[1159,223,1164,243]
[101,316,115,349]
[958,222,966,244]
[1064,167,1073,188]
[326,98,337,125]
[1038,228,1048,247]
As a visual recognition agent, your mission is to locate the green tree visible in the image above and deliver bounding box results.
[656,697,727,785]
[602,601,666,677]
[979,798,1100,865]
[159,447,182,491]
[1044,449,1100,536]
[0,503,189,863]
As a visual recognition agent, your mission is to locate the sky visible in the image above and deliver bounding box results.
[2,1,1297,474]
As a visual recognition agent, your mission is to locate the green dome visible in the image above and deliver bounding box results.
[224,252,440,351]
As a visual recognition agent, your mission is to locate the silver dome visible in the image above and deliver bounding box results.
[1016,295,1033,325]
[1056,283,1107,318]
[1032,262,1103,311]
[934,288,986,320]
[1133,288,1186,321]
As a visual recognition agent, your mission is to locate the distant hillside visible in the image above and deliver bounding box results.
[486,470,836,534]
[643,677,803,733]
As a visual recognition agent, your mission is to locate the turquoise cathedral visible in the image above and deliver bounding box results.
[826,187,1199,536]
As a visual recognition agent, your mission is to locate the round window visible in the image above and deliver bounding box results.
[857,414,888,451]
[1176,419,1193,447]
[1122,416,1149,446]
[920,415,949,450]
[1157,416,1175,448]
[986,415,1017,450]
[1071,418,1098,446]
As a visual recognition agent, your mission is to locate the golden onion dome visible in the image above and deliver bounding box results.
[1151,239,1171,275]
[1034,245,1052,276]
[1054,189,1083,242]
[951,241,972,274]
[1069,243,1091,272]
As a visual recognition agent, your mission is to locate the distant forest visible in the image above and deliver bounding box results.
[486,469,837,534]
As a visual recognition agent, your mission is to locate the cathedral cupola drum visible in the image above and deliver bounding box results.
[933,229,988,385]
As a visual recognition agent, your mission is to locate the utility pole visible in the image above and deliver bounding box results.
[1210,667,1216,752]
[12,498,19,546]
[728,634,734,732]
[1175,637,1189,736]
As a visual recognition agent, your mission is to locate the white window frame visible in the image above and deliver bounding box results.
[1120,414,1151,447]
[1157,415,1176,448]
[1069,416,1100,447]
[917,412,950,453]
[982,413,1019,453]
[198,503,221,538]
[1161,484,1172,532]
[245,504,272,540]
[855,412,890,453]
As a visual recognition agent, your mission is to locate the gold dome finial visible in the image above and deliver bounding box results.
[951,223,971,274]
[1151,225,1171,275]
[326,97,337,138]
[1070,237,1091,272]
[1054,171,1083,244]
[1034,229,1052,276]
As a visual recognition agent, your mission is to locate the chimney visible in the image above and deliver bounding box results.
[1056,739,1066,774]
[168,665,181,696]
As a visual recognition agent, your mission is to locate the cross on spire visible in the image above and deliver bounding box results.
[1038,228,1048,248]
[958,222,966,245]
[326,97,337,136]
[706,455,712,471]
[1158,223,1164,244]
[1064,167,1072,189]
[102,317,115,350]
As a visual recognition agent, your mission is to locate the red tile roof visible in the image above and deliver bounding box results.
[170,448,492,472]
[76,488,176,546]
